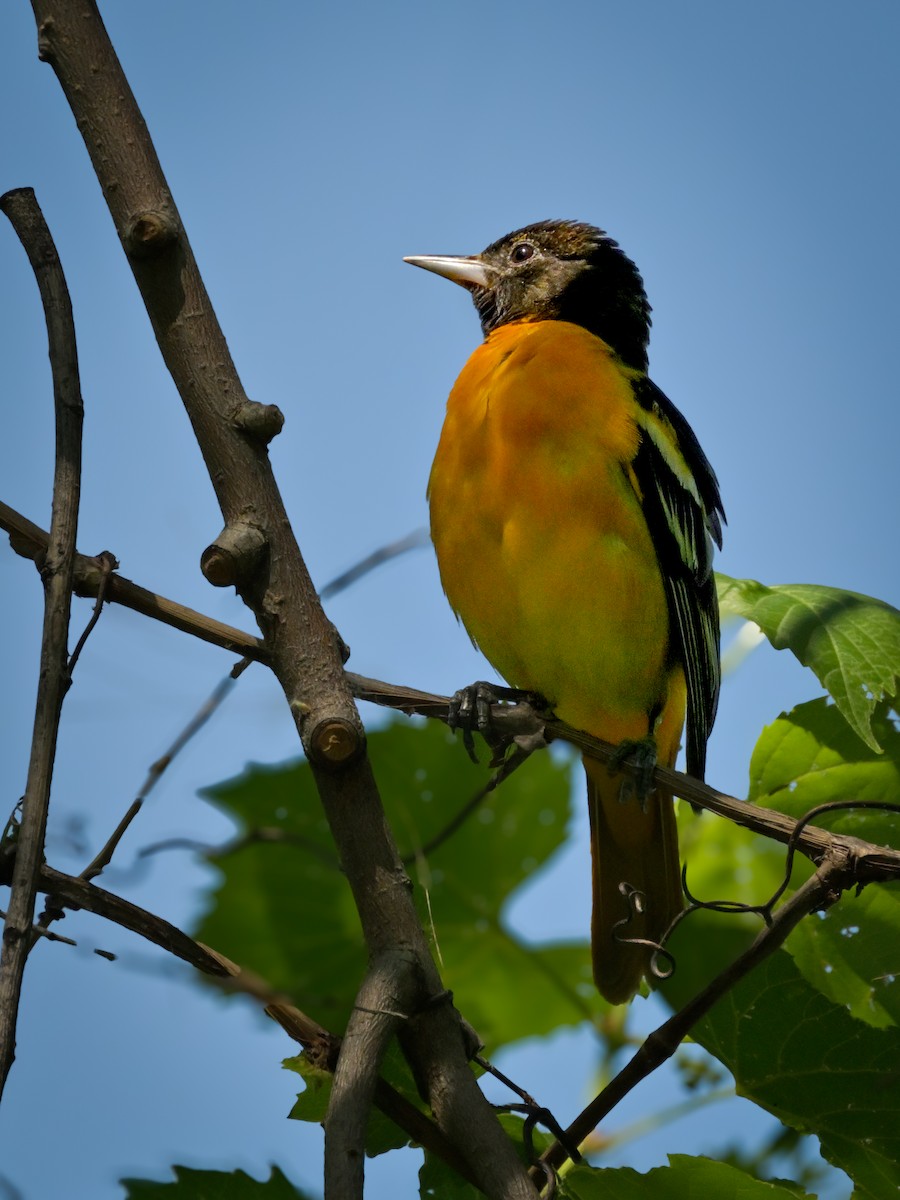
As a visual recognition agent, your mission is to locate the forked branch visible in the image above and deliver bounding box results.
[34,864,477,1186]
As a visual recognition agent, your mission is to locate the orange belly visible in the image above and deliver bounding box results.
[428,318,684,750]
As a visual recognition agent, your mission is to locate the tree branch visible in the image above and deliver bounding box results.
[0,188,83,1100]
[8,6,898,1177]
[5,500,900,883]
[36,866,233,977]
[25,5,535,1193]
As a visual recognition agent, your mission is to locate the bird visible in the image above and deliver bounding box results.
[405,220,724,1003]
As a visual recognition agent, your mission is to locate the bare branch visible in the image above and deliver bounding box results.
[0,188,83,1100]
[320,528,430,601]
[76,657,252,890]
[37,866,232,977]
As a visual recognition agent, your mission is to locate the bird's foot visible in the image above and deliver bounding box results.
[449,681,549,765]
[609,736,658,810]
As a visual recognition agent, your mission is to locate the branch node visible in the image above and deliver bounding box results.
[308,718,364,768]
[72,549,120,596]
[36,19,55,62]
[123,210,179,259]
[200,522,268,588]
[231,400,285,444]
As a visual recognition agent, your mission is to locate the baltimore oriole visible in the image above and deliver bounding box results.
[405,220,724,1003]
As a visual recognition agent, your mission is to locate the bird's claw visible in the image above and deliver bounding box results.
[449,681,546,765]
[609,736,658,810]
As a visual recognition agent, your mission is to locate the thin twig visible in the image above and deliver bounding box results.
[403,740,534,864]
[320,528,429,601]
[0,188,84,1101]
[475,1056,581,1167]
[138,826,340,870]
[34,657,255,931]
[37,865,233,976]
[78,657,253,887]
[66,550,115,674]
[0,909,75,948]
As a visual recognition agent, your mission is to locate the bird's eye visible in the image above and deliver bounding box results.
[511,242,535,263]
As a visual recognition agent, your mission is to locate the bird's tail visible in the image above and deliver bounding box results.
[585,755,683,1004]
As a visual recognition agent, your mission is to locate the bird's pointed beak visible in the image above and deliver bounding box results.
[403,254,493,290]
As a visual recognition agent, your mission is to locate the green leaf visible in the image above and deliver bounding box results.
[559,1154,814,1198]
[680,949,900,1200]
[284,1054,331,1124]
[716,575,900,751]
[748,698,900,819]
[195,754,361,1036]
[789,887,900,1030]
[120,1166,311,1198]
[749,697,900,1027]
[195,720,599,1052]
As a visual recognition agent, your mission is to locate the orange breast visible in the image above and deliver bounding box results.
[428,319,680,745]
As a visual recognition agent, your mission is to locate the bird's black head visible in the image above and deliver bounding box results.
[405,220,652,372]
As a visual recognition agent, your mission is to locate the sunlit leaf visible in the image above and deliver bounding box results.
[559,1154,814,1198]
[750,698,900,1027]
[717,576,900,751]
[748,698,900,821]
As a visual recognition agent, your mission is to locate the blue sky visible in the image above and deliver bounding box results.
[1,2,898,1196]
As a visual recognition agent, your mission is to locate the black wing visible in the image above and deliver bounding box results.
[630,376,725,780]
